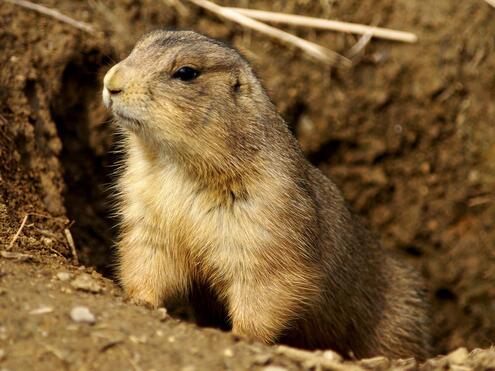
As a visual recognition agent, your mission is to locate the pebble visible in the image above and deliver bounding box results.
[393,357,417,370]
[322,350,342,362]
[253,353,272,365]
[129,335,147,344]
[70,306,96,324]
[40,237,54,247]
[261,366,288,371]
[0,349,5,361]
[156,307,168,321]
[56,272,71,281]
[447,347,469,365]
[223,348,234,357]
[60,287,73,294]
[0,327,7,341]
[359,356,390,369]
[71,273,102,293]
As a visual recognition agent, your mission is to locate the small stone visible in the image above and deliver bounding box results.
[60,287,73,294]
[57,272,71,281]
[70,306,96,324]
[71,273,102,293]
[129,335,147,344]
[168,336,175,343]
[223,348,234,357]
[155,330,164,337]
[156,307,168,321]
[262,366,287,371]
[0,348,5,361]
[0,326,7,341]
[420,162,431,174]
[40,237,54,247]
[468,170,480,184]
[393,357,417,370]
[322,350,342,362]
[26,237,37,245]
[359,356,390,369]
[447,347,469,365]
[253,353,271,365]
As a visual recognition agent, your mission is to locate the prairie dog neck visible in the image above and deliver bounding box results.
[122,129,286,207]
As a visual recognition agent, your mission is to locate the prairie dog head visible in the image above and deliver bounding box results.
[103,30,272,174]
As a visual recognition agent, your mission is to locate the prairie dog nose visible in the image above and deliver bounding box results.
[104,63,125,94]
[103,63,125,108]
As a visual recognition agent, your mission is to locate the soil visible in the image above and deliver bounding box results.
[0,0,494,370]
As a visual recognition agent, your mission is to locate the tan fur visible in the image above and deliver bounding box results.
[103,30,431,359]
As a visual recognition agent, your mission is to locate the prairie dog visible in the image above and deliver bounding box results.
[103,30,430,359]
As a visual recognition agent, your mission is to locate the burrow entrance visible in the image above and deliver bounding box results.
[50,50,118,278]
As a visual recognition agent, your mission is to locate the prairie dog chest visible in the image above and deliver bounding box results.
[120,146,273,263]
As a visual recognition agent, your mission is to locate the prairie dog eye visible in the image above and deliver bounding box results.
[172,66,200,81]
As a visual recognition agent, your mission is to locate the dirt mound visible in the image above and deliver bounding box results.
[1,0,494,369]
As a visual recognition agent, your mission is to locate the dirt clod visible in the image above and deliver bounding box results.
[71,273,103,293]
[446,348,469,365]
[56,271,71,281]
[156,307,169,321]
[253,353,272,365]
[359,357,390,370]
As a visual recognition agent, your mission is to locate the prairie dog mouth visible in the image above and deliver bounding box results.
[104,94,142,124]
[102,87,112,109]
[113,109,141,125]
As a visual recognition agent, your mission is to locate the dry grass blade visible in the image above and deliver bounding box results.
[4,0,96,35]
[227,7,418,43]
[7,214,29,250]
[346,31,373,59]
[187,0,351,67]
[1,250,35,261]
[484,0,495,7]
[64,228,79,265]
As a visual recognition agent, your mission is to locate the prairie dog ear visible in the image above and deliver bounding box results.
[231,68,250,94]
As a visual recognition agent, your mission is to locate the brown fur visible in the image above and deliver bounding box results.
[102,30,431,359]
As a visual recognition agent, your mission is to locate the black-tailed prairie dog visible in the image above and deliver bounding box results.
[103,30,430,359]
